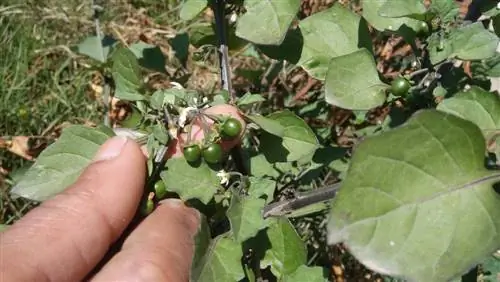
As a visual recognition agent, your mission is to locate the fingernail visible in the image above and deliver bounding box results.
[93,136,128,162]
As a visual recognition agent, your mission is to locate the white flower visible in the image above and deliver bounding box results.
[178,106,197,128]
[170,81,184,89]
[230,13,238,23]
[217,170,230,186]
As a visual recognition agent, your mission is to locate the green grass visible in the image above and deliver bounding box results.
[0,1,116,223]
[0,0,187,224]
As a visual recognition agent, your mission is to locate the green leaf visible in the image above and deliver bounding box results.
[189,23,216,47]
[160,158,220,204]
[472,53,500,77]
[150,88,189,110]
[449,22,499,61]
[236,92,265,106]
[235,0,301,45]
[378,0,427,20]
[324,48,388,110]
[427,32,454,65]
[437,86,500,134]
[112,47,144,101]
[0,224,10,232]
[259,110,319,162]
[362,0,420,32]
[76,35,117,63]
[129,41,166,73]
[261,217,307,278]
[11,126,114,201]
[257,28,304,64]
[191,235,245,282]
[247,176,276,203]
[245,114,285,136]
[152,123,169,145]
[429,23,499,65]
[227,195,268,243]
[169,33,190,63]
[282,265,328,282]
[429,0,459,23]
[327,109,500,281]
[180,0,207,21]
[191,215,212,280]
[297,3,373,79]
[249,154,280,178]
[479,254,500,281]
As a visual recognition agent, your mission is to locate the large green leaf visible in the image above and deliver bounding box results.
[282,265,328,282]
[324,48,388,110]
[235,0,301,45]
[160,158,220,204]
[327,109,500,281]
[296,3,373,80]
[437,86,500,133]
[112,47,144,101]
[429,0,459,23]
[437,86,500,164]
[227,195,268,243]
[449,23,499,61]
[257,28,304,64]
[429,23,499,64]
[180,0,207,21]
[362,0,420,32]
[11,126,114,201]
[191,235,245,282]
[259,110,319,162]
[378,0,427,20]
[261,217,307,278]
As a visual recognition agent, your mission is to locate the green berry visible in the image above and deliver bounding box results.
[221,118,242,139]
[183,144,202,163]
[154,180,167,199]
[202,143,223,164]
[391,77,411,97]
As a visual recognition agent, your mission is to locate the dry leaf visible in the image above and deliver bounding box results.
[2,136,33,160]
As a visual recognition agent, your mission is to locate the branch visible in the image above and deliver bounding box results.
[262,182,341,218]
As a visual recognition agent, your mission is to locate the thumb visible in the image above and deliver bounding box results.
[0,136,146,282]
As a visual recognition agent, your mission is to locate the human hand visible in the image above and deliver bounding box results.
[0,104,246,282]
[0,136,201,281]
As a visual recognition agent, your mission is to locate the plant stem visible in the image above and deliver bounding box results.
[262,183,341,218]
[91,0,110,127]
[212,0,235,103]
[408,68,429,79]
